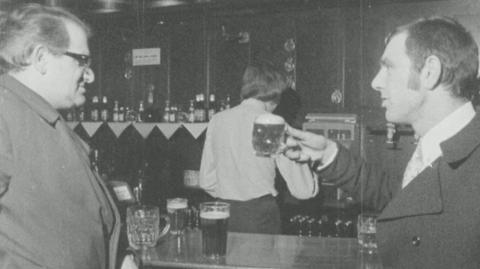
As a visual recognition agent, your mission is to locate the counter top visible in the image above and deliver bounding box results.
[140,229,382,269]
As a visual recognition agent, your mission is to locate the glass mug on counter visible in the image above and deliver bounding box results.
[357,213,378,254]
[166,197,188,235]
[252,113,286,156]
[199,201,230,259]
[126,204,170,249]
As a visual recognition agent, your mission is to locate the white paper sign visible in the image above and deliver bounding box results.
[132,48,161,66]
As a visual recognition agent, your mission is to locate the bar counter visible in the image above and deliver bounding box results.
[140,229,382,269]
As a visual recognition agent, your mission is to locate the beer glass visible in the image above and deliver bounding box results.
[167,197,188,235]
[199,201,230,259]
[357,213,378,254]
[252,113,286,156]
[126,205,170,249]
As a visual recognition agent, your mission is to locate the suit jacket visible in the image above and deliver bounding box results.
[320,112,480,268]
[0,75,121,269]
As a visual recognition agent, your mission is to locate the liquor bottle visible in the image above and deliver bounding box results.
[169,105,177,123]
[194,94,206,122]
[136,101,145,122]
[144,86,157,122]
[225,94,231,110]
[188,99,195,123]
[100,96,109,122]
[66,108,74,121]
[162,100,170,122]
[77,106,85,121]
[112,101,120,122]
[119,106,125,122]
[208,93,216,121]
[90,95,99,121]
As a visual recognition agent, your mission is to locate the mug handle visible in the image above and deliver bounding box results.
[158,214,171,239]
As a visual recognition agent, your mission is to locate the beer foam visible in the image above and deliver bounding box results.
[255,114,285,125]
[167,198,188,209]
[200,211,230,219]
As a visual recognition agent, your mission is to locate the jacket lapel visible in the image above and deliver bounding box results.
[379,112,480,221]
[378,161,443,221]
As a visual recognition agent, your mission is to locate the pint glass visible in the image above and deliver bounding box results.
[126,205,170,249]
[252,113,286,156]
[199,201,230,259]
[167,197,188,235]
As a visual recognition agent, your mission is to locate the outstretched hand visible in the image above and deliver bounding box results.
[282,125,333,163]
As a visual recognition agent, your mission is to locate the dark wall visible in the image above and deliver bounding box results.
[80,0,480,211]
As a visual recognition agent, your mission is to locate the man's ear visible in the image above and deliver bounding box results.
[420,55,442,90]
[31,45,49,75]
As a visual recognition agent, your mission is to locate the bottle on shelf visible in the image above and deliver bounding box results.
[100,96,109,122]
[118,106,125,122]
[208,93,216,121]
[90,95,99,121]
[188,99,195,123]
[194,94,206,122]
[77,106,85,121]
[136,101,145,122]
[169,105,177,123]
[162,100,170,123]
[225,94,231,110]
[66,108,75,121]
[144,85,157,122]
[112,100,120,122]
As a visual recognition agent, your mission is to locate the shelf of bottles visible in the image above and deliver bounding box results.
[65,92,231,140]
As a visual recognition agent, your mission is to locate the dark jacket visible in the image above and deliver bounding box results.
[320,112,480,268]
[0,75,121,269]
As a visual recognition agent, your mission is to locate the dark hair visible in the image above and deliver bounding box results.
[389,16,479,99]
[0,3,91,73]
[240,61,287,103]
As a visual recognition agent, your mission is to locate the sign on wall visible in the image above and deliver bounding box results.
[132,48,161,66]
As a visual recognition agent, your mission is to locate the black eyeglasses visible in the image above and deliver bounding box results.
[64,51,91,67]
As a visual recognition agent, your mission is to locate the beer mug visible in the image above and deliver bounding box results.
[166,198,188,235]
[126,205,170,249]
[199,201,230,259]
[252,113,286,156]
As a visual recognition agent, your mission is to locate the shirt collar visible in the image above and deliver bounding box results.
[419,102,475,166]
[0,74,61,125]
[241,98,268,112]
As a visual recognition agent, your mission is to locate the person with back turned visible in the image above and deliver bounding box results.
[200,61,318,234]
[0,4,137,269]
[283,17,480,268]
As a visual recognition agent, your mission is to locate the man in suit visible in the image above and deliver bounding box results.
[0,4,137,269]
[283,17,480,268]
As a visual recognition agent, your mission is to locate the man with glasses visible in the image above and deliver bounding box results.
[0,4,136,269]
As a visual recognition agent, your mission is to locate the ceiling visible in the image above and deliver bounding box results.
[0,0,448,15]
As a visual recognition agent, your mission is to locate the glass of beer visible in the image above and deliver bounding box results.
[167,197,188,235]
[252,113,286,156]
[357,213,378,254]
[126,205,170,249]
[199,201,230,259]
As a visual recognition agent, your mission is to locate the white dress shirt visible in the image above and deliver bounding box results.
[402,102,476,188]
[199,98,318,201]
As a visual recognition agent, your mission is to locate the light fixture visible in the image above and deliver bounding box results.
[91,0,130,13]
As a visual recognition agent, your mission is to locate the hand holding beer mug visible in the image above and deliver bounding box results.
[199,202,230,259]
[126,205,170,250]
[167,198,188,235]
[252,113,286,156]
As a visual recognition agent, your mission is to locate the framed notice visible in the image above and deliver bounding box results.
[132,48,161,66]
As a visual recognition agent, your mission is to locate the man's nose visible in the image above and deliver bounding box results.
[371,70,383,92]
[82,67,95,84]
